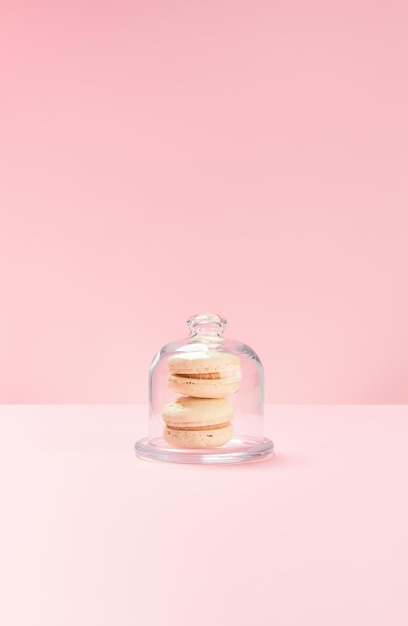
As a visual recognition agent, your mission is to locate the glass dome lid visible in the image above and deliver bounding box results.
[135,313,274,464]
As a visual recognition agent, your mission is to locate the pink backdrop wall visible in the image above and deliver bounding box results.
[1,0,407,404]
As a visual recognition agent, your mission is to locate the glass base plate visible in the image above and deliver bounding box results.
[135,436,274,465]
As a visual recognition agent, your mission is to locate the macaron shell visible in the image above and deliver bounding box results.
[168,351,240,375]
[168,374,241,399]
[163,396,234,428]
[163,423,233,449]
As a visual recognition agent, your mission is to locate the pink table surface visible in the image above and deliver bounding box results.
[1,405,407,626]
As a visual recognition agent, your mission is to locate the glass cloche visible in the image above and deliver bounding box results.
[135,313,274,464]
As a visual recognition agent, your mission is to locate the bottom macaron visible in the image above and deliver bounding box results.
[163,423,233,449]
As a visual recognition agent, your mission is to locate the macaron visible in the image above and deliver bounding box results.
[163,423,233,449]
[162,396,234,449]
[168,351,241,398]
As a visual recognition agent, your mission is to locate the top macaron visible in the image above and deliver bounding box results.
[168,351,241,398]
[168,351,240,374]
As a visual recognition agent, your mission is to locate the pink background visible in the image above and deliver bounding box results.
[1,0,407,404]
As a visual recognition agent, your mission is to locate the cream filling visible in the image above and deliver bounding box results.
[170,372,241,383]
[165,422,231,432]
[170,367,242,379]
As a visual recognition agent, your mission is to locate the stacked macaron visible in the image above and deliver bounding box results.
[163,351,241,449]
[162,396,235,449]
